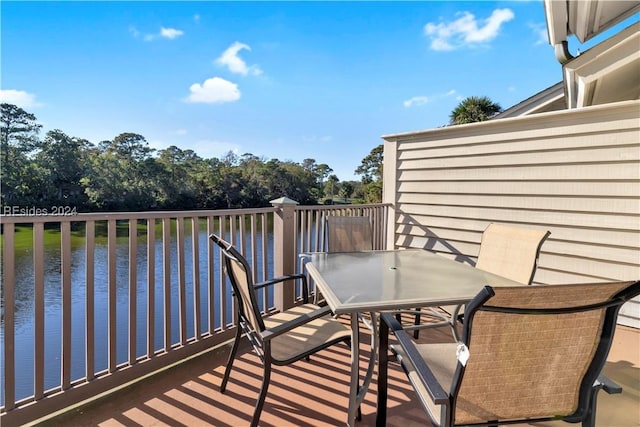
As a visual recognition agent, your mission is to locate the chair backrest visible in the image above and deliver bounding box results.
[452,280,640,425]
[475,223,550,285]
[210,234,266,335]
[326,216,373,252]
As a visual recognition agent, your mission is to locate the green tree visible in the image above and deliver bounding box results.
[300,158,331,200]
[355,144,384,203]
[217,151,245,208]
[1,103,42,205]
[82,133,159,210]
[323,174,339,202]
[449,96,502,125]
[36,129,90,208]
[156,145,203,209]
[338,181,354,199]
[355,144,383,184]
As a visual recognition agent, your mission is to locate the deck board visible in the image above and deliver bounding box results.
[40,323,639,427]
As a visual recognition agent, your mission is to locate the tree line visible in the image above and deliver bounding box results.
[1,103,383,212]
[1,95,499,213]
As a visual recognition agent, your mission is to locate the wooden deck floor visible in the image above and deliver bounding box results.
[39,323,639,427]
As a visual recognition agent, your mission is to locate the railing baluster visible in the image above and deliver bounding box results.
[306,210,313,252]
[147,218,155,357]
[191,217,201,339]
[128,220,137,364]
[207,216,215,333]
[61,222,72,389]
[177,217,187,345]
[85,220,95,380]
[240,215,246,257]
[162,218,171,351]
[250,214,262,309]
[107,219,117,372]
[220,215,229,329]
[261,213,268,280]
[33,222,45,399]
[3,223,16,410]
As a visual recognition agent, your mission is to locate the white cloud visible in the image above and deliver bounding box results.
[403,90,457,108]
[160,27,184,40]
[529,22,549,45]
[403,96,430,108]
[184,77,241,104]
[216,42,263,76]
[0,89,41,108]
[302,135,333,143]
[424,8,514,51]
[132,26,184,41]
[129,26,140,38]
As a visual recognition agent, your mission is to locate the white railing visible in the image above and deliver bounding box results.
[0,203,390,426]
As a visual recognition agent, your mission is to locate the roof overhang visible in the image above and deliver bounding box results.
[544,0,640,63]
[563,21,640,108]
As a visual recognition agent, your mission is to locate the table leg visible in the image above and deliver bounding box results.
[346,312,378,426]
[347,313,360,426]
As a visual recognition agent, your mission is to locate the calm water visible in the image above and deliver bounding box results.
[1,226,275,404]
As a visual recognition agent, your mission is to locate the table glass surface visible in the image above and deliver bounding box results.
[304,249,521,314]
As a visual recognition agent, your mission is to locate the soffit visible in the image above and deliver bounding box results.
[545,0,640,44]
[563,21,640,108]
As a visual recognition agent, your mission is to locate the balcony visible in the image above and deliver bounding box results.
[2,100,639,427]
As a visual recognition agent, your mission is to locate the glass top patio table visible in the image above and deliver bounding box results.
[304,248,522,315]
[303,248,524,426]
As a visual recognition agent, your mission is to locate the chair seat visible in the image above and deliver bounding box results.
[265,303,352,363]
[392,343,458,425]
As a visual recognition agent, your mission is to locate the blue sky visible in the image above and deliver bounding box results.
[0,1,629,180]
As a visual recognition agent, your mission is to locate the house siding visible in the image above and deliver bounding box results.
[382,99,640,328]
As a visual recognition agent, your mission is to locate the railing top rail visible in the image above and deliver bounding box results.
[0,204,391,224]
[294,203,391,213]
[0,207,276,224]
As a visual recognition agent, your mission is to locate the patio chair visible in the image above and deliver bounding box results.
[407,223,550,339]
[210,234,351,427]
[326,215,373,253]
[311,215,374,306]
[377,280,640,427]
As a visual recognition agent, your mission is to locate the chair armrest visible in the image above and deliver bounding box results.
[596,374,622,394]
[254,273,310,302]
[254,273,307,290]
[380,313,449,405]
[260,305,335,341]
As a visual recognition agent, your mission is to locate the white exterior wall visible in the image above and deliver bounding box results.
[382,100,640,328]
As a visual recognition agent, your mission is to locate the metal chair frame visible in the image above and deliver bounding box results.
[211,233,351,427]
[377,280,640,427]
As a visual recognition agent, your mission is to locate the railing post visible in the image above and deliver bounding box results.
[270,197,299,311]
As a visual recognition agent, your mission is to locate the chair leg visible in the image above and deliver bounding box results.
[582,387,598,427]
[376,319,389,427]
[220,325,243,393]
[413,307,422,339]
[251,359,272,427]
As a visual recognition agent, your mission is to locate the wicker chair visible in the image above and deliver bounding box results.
[211,234,351,427]
[407,223,551,339]
[377,280,640,427]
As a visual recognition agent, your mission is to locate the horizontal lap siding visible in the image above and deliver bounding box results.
[383,100,640,327]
